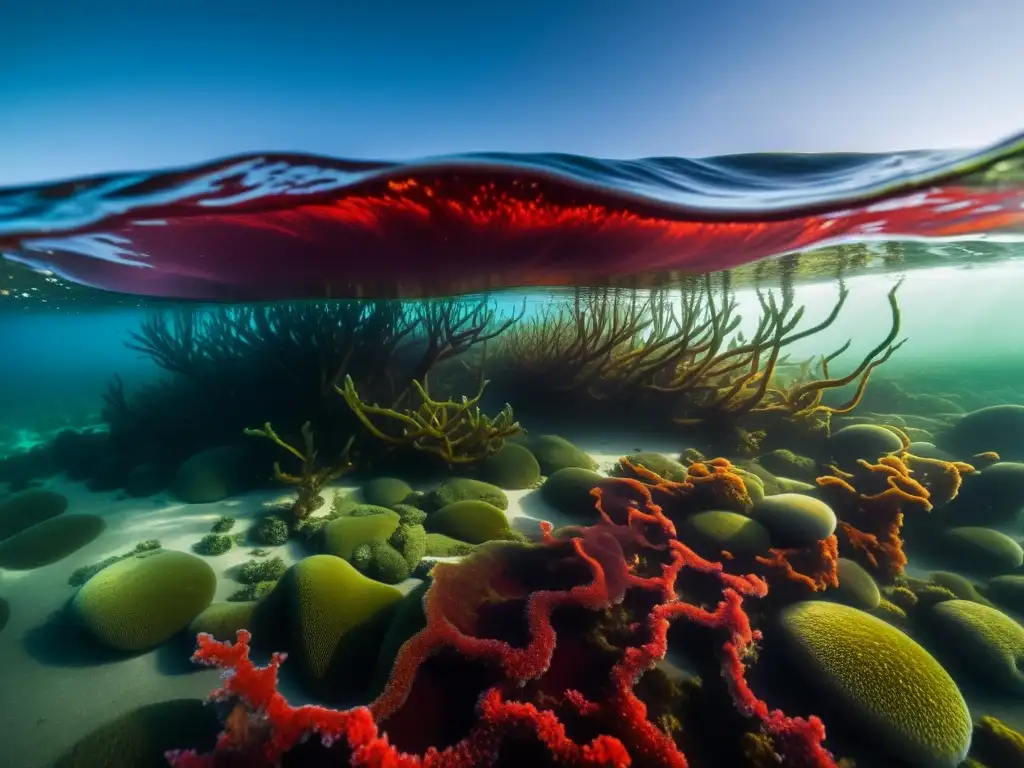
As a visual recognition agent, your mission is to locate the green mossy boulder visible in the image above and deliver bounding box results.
[930,571,995,607]
[323,509,401,560]
[731,467,766,503]
[72,550,217,652]
[982,574,1024,613]
[253,515,290,546]
[937,404,1024,461]
[830,558,881,611]
[51,699,221,768]
[478,443,541,489]
[423,477,508,512]
[525,434,598,474]
[828,424,905,469]
[751,493,837,548]
[254,555,402,697]
[755,449,818,483]
[615,452,687,482]
[942,462,1024,525]
[929,599,1024,693]
[540,467,605,520]
[772,477,816,494]
[361,477,415,508]
[188,601,255,641]
[171,445,256,504]
[424,532,476,557]
[778,601,972,768]
[678,510,771,559]
[425,500,512,544]
[0,514,105,570]
[0,487,68,542]
[939,527,1024,574]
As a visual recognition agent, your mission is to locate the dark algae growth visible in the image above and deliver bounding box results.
[1,136,1024,768]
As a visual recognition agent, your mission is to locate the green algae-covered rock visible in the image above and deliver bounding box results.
[937,404,1024,461]
[772,477,816,494]
[259,555,402,696]
[929,599,1024,693]
[943,462,1024,525]
[778,601,972,768]
[424,532,476,557]
[72,550,216,652]
[372,579,429,694]
[0,514,105,570]
[353,541,411,584]
[323,509,400,560]
[425,500,512,544]
[540,467,605,520]
[831,558,881,611]
[615,451,688,482]
[254,514,290,546]
[731,467,766,503]
[829,424,905,468]
[0,487,68,542]
[390,522,427,569]
[525,434,598,474]
[478,443,541,489]
[51,698,221,768]
[755,449,818,483]
[188,601,255,641]
[361,477,415,508]
[983,574,1024,613]
[171,445,255,503]
[751,493,837,548]
[678,510,771,558]
[940,527,1024,574]
[930,571,995,607]
[423,477,508,512]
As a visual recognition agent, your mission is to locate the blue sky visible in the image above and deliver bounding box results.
[2,0,1024,186]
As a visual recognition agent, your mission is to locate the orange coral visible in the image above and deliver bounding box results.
[620,456,753,519]
[755,535,840,593]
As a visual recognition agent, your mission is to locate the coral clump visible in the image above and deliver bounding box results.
[168,466,838,768]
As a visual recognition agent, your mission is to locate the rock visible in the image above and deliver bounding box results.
[778,601,972,768]
[828,424,905,469]
[0,514,105,570]
[72,550,216,651]
[906,442,956,462]
[423,477,508,512]
[0,487,68,542]
[831,558,880,610]
[678,510,771,558]
[942,462,1024,525]
[930,571,995,607]
[756,449,818,483]
[929,599,1024,693]
[772,477,815,494]
[323,510,401,560]
[477,443,541,489]
[937,404,1024,461]
[524,435,598,474]
[615,451,687,482]
[750,493,837,548]
[361,477,414,508]
[188,602,255,641]
[981,574,1024,613]
[171,445,257,503]
[540,467,605,519]
[425,500,512,544]
[938,527,1024,574]
[424,532,475,557]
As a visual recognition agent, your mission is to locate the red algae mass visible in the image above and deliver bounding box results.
[166,463,838,768]
[2,147,1023,300]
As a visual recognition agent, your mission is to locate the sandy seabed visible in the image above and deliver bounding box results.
[0,433,680,768]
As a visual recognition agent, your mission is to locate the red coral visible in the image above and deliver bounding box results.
[169,462,837,768]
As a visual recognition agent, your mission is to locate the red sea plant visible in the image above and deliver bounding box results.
[167,463,838,768]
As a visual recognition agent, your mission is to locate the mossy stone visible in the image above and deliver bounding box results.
[616,452,687,482]
[171,445,255,504]
[831,558,880,610]
[929,599,1024,693]
[274,555,402,695]
[772,477,815,494]
[778,601,972,768]
[526,434,598,474]
[983,574,1024,613]
[322,509,400,560]
[930,571,995,607]
[829,424,904,469]
[938,404,1024,461]
[756,449,818,483]
[940,527,1024,574]
[0,514,105,570]
[51,699,221,768]
[678,510,771,558]
[0,487,68,542]
[423,477,508,512]
[478,443,541,489]
[540,467,605,520]
[72,550,217,652]
[361,477,414,508]
[424,532,475,557]
[372,580,429,694]
[426,500,512,545]
[751,493,837,548]
[943,462,1024,525]
[188,601,255,641]
[731,468,765,503]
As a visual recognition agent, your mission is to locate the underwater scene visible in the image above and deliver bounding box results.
[2,136,1024,768]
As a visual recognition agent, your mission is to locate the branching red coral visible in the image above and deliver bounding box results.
[755,535,840,593]
[169,463,837,768]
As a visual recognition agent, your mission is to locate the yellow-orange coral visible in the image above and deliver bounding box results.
[755,534,840,593]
